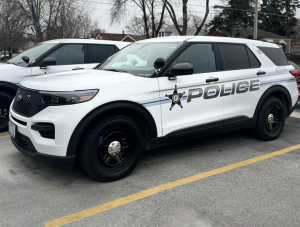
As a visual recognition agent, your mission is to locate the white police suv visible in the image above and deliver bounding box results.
[0,39,130,132]
[9,36,298,181]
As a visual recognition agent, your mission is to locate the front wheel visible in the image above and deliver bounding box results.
[252,97,285,141]
[0,92,13,132]
[79,115,143,182]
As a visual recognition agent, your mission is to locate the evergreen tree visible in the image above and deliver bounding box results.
[260,0,300,38]
[209,0,255,37]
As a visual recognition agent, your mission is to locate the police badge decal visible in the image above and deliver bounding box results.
[165,85,185,111]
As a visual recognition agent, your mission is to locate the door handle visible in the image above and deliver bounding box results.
[257,71,266,75]
[206,78,219,83]
[72,67,84,70]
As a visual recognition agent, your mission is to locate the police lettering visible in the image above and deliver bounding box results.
[187,79,260,102]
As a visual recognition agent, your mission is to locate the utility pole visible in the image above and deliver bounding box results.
[254,0,259,40]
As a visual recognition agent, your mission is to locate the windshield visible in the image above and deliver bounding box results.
[99,42,182,77]
[8,43,57,66]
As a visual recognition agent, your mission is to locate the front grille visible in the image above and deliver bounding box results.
[12,87,45,117]
[13,131,37,154]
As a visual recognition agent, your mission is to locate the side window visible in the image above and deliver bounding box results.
[47,45,85,65]
[246,47,261,68]
[89,45,116,64]
[171,44,217,74]
[220,44,250,70]
[258,47,288,66]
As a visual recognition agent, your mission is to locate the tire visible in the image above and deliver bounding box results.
[252,97,285,141]
[79,115,143,182]
[0,92,13,133]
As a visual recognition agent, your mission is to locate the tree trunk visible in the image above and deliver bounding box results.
[194,0,210,36]
[182,0,188,35]
[151,1,155,38]
[142,1,150,39]
[155,3,166,37]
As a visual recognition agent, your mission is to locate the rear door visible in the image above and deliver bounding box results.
[31,44,88,76]
[220,43,269,120]
[88,44,117,68]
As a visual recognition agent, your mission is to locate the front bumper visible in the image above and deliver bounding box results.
[11,134,75,167]
[9,100,95,165]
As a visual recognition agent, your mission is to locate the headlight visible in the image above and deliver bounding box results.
[40,89,99,106]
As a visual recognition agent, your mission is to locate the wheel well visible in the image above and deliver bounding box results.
[269,91,289,115]
[81,108,152,149]
[254,86,292,118]
[0,84,18,97]
[66,102,158,157]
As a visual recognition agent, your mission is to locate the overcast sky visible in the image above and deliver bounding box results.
[88,0,300,34]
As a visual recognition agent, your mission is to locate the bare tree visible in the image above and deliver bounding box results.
[0,0,28,58]
[110,0,166,38]
[126,13,167,37]
[125,16,148,36]
[146,0,166,37]
[163,0,210,36]
[17,0,93,42]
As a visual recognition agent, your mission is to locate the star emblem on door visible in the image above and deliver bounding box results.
[165,85,185,111]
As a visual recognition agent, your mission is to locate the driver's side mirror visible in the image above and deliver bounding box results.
[39,57,56,69]
[168,63,194,80]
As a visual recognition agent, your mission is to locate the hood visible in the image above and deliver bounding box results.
[0,63,19,70]
[0,63,31,84]
[20,69,145,91]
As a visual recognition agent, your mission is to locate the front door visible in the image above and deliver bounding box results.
[158,43,224,136]
[31,44,88,76]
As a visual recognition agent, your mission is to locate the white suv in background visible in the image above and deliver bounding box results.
[9,36,298,182]
[0,39,130,132]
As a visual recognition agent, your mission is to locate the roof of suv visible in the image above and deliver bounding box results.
[42,39,131,49]
[139,36,278,48]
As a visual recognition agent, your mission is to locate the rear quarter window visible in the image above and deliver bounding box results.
[89,45,116,64]
[258,47,288,66]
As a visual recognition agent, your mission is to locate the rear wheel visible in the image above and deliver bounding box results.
[79,115,143,182]
[0,92,13,132]
[252,97,285,141]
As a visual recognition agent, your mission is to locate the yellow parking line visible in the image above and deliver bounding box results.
[0,135,10,139]
[44,143,300,227]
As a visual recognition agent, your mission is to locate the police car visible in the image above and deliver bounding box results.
[9,36,298,181]
[0,39,130,132]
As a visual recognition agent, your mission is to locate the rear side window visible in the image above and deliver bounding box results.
[89,45,116,64]
[220,44,250,70]
[246,47,261,68]
[258,47,288,66]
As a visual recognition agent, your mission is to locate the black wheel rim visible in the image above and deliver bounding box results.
[265,106,280,133]
[0,101,8,124]
[97,130,132,170]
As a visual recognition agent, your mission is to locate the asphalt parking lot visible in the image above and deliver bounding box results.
[2,114,300,227]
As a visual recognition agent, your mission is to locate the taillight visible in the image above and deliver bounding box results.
[290,70,299,82]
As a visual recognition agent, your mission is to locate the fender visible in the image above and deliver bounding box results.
[0,81,18,97]
[66,101,158,156]
[254,85,292,118]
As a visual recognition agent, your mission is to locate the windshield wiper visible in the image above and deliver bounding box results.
[101,69,128,73]
[12,62,25,66]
